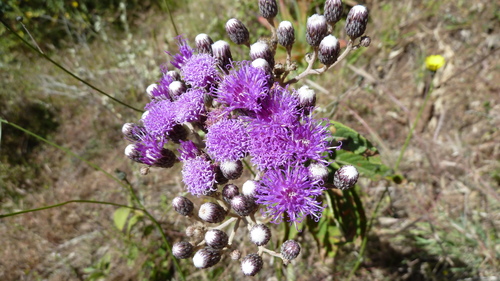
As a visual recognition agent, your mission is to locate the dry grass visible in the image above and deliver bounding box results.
[1,0,499,280]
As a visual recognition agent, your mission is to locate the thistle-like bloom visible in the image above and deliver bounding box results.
[142,99,177,138]
[177,140,202,161]
[125,135,176,168]
[174,88,206,124]
[181,155,217,196]
[215,62,270,113]
[205,119,250,162]
[255,84,300,125]
[255,164,325,225]
[167,36,194,69]
[181,53,219,89]
[288,118,331,164]
[247,120,293,170]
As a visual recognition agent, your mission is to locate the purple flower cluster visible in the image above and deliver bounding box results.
[122,36,333,224]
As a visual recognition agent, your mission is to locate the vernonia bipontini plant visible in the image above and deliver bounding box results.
[122,0,369,276]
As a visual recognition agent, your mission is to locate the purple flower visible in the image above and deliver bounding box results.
[215,61,270,113]
[178,140,202,161]
[288,118,331,164]
[142,99,177,138]
[255,84,300,125]
[174,88,206,123]
[255,164,325,225]
[167,36,194,70]
[247,120,293,170]
[126,135,176,168]
[181,53,219,89]
[205,119,249,162]
[182,155,217,196]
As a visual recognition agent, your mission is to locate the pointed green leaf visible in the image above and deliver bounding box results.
[113,207,131,231]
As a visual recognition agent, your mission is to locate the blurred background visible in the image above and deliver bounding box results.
[1,0,499,280]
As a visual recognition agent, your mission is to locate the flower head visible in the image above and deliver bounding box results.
[425,55,445,72]
[205,119,250,162]
[255,164,325,225]
[182,155,218,196]
[142,100,177,138]
[125,135,176,168]
[215,62,270,113]
[174,88,206,123]
[254,84,300,125]
[181,53,219,89]
[247,120,293,170]
[167,36,194,70]
[178,140,202,162]
[288,118,331,164]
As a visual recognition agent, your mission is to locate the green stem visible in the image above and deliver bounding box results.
[0,17,143,113]
[0,200,139,219]
[394,71,436,171]
[347,188,389,280]
[162,0,179,36]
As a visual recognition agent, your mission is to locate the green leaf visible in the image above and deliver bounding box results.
[329,121,377,155]
[113,207,131,231]
[126,211,144,234]
[334,150,392,180]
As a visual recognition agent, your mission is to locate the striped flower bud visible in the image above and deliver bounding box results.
[198,202,226,223]
[205,229,229,249]
[345,5,369,40]
[324,0,343,25]
[220,160,243,180]
[241,254,263,276]
[214,165,229,185]
[167,70,181,81]
[193,248,221,269]
[360,35,371,47]
[258,0,278,19]
[195,33,214,55]
[250,224,271,246]
[146,83,158,100]
[172,196,194,216]
[226,18,250,46]
[168,80,186,100]
[122,123,145,142]
[281,240,301,260]
[296,85,316,109]
[277,21,295,47]
[230,249,242,260]
[242,180,259,197]
[172,241,194,259]
[231,195,257,216]
[318,35,340,66]
[222,184,240,203]
[308,162,329,182]
[333,165,359,190]
[251,58,272,75]
[250,41,275,68]
[306,14,328,47]
[212,40,233,72]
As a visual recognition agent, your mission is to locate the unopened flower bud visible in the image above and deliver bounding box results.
[172,241,194,259]
[277,21,295,47]
[220,160,243,180]
[241,254,263,276]
[231,195,257,216]
[281,240,301,260]
[250,224,271,246]
[186,225,205,242]
[360,35,371,47]
[318,35,340,66]
[306,14,328,47]
[296,85,316,109]
[193,248,221,269]
[324,0,343,25]
[333,165,359,190]
[251,58,272,75]
[124,144,141,162]
[226,18,250,46]
[167,124,188,143]
[308,162,329,182]
[199,202,226,223]
[172,196,194,216]
[122,123,146,142]
[196,33,214,55]
[230,249,242,260]
[242,180,259,197]
[222,184,240,203]
[212,40,233,72]
[214,165,229,185]
[345,5,369,40]
[259,0,278,19]
[205,229,229,249]
[146,84,158,100]
[168,80,186,100]
[167,70,181,81]
[250,41,275,68]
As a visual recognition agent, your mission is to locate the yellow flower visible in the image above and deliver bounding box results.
[72,1,79,8]
[425,55,445,72]
[26,11,33,18]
